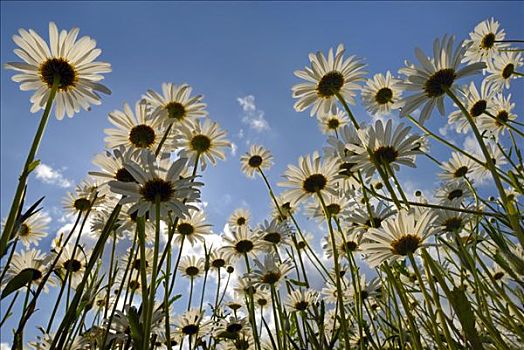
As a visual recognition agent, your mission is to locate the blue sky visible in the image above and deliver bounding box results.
[1,1,523,346]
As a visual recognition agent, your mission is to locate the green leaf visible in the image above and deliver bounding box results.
[26,160,41,174]
[1,268,38,299]
[449,287,483,349]
[127,306,144,348]
[288,278,308,287]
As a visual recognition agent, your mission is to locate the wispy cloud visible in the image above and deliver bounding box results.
[237,95,270,132]
[230,142,238,156]
[34,163,72,188]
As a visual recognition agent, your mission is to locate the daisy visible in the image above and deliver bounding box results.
[484,51,523,91]
[348,119,424,177]
[323,229,363,260]
[270,192,300,222]
[399,35,486,123]
[208,248,231,271]
[463,18,510,64]
[361,71,403,117]
[470,141,508,180]
[304,189,352,222]
[4,22,111,119]
[436,180,474,205]
[257,219,291,250]
[109,151,201,221]
[221,226,263,261]
[478,93,517,139]
[439,151,482,182]
[14,211,50,248]
[324,125,364,187]
[89,146,139,186]
[278,152,339,205]
[113,270,146,296]
[347,276,382,304]
[62,190,99,215]
[55,244,89,288]
[173,309,212,342]
[347,202,395,234]
[105,100,175,155]
[214,316,251,339]
[5,249,54,292]
[178,255,206,279]
[144,82,207,127]
[317,107,350,135]
[174,209,212,246]
[247,253,293,289]
[434,207,473,237]
[240,144,273,178]
[123,246,155,276]
[448,81,496,134]
[361,208,437,267]
[285,289,319,312]
[179,118,230,170]
[292,44,367,116]
[228,208,251,231]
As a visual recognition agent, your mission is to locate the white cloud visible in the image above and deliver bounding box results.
[237,95,270,132]
[463,135,481,155]
[35,163,72,188]
[1,343,10,350]
[230,142,238,156]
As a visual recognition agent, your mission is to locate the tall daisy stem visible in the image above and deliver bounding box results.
[1,77,60,257]
[335,92,360,130]
[446,88,524,245]
[317,192,351,350]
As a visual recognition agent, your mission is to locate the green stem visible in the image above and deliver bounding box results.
[446,88,524,245]
[317,192,351,350]
[1,77,60,257]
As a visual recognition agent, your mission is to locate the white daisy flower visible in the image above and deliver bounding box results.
[439,151,482,182]
[240,144,274,178]
[5,249,55,292]
[4,22,111,119]
[174,209,213,246]
[361,71,403,117]
[144,82,207,127]
[399,35,486,123]
[179,118,230,170]
[247,253,293,289]
[361,208,437,267]
[348,202,395,235]
[347,119,424,177]
[173,309,212,341]
[278,152,339,205]
[221,226,263,261]
[109,151,201,221]
[178,255,206,279]
[14,211,50,248]
[463,18,510,63]
[89,146,139,186]
[292,44,367,116]
[316,106,350,135]
[228,208,251,231]
[285,289,319,312]
[448,81,496,134]
[257,219,292,250]
[435,180,473,205]
[55,244,89,288]
[484,51,523,91]
[104,100,175,155]
[478,93,517,139]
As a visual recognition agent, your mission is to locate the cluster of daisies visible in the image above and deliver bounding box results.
[1,18,523,350]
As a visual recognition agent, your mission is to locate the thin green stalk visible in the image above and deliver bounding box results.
[317,191,351,350]
[408,254,447,350]
[446,88,524,245]
[383,264,423,350]
[1,77,60,257]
